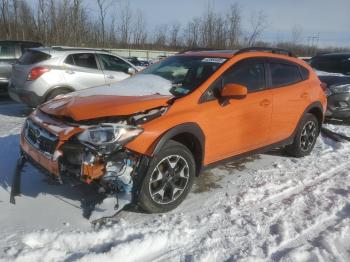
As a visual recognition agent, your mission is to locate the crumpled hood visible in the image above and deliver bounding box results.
[40,74,173,121]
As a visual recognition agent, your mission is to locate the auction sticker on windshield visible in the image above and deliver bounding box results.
[202,58,227,63]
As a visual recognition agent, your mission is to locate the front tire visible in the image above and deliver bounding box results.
[286,113,319,157]
[138,140,195,213]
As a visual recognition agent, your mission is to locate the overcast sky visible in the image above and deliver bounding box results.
[35,0,350,47]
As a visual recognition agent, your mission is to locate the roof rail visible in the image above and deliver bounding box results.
[51,46,111,53]
[235,47,296,57]
[178,48,215,54]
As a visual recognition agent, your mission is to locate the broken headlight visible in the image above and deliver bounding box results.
[78,124,143,154]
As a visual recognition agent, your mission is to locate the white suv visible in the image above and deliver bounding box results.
[9,47,138,107]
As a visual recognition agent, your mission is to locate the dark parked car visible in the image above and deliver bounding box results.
[126,56,150,70]
[311,53,350,119]
[0,40,42,96]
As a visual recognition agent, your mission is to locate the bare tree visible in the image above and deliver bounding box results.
[183,17,201,48]
[245,10,268,47]
[0,0,11,38]
[132,9,147,48]
[96,0,111,46]
[169,22,181,49]
[118,0,132,47]
[153,24,168,48]
[290,25,303,45]
[226,3,241,48]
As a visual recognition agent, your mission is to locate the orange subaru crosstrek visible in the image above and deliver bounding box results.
[18,47,327,213]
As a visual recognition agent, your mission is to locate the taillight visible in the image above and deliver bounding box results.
[27,67,50,81]
[320,82,327,91]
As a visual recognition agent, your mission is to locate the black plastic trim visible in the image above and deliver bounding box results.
[152,122,205,174]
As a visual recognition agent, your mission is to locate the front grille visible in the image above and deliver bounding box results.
[25,119,58,156]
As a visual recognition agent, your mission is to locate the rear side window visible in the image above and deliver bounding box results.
[18,50,51,65]
[311,55,350,75]
[270,63,302,87]
[224,62,266,92]
[0,43,16,59]
[65,53,98,69]
[299,66,310,80]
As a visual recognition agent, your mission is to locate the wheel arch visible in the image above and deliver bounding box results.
[44,85,75,101]
[305,101,324,129]
[152,123,205,176]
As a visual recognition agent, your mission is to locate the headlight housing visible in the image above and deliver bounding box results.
[330,84,350,94]
[78,124,143,154]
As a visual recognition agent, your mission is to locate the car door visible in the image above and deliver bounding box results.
[96,53,134,84]
[63,53,106,90]
[267,60,311,143]
[198,59,273,163]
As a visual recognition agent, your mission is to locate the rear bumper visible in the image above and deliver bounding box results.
[8,87,43,107]
[326,93,350,119]
[0,79,8,95]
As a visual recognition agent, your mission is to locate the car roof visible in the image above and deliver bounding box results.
[313,52,350,58]
[27,47,113,57]
[0,40,42,45]
[178,47,297,59]
[179,50,237,58]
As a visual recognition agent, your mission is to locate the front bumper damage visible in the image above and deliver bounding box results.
[11,109,149,219]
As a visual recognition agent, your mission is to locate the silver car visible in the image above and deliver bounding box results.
[9,47,138,107]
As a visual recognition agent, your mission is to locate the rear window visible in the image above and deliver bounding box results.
[18,50,51,65]
[270,63,302,87]
[311,55,350,75]
[0,43,16,59]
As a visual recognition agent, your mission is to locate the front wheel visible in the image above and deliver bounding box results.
[138,140,195,213]
[285,113,320,157]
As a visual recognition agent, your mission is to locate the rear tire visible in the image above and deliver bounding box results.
[138,140,195,213]
[285,113,319,157]
[46,88,71,101]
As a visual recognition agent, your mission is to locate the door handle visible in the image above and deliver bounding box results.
[300,92,309,99]
[65,70,75,74]
[106,74,114,79]
[260,99,271,107]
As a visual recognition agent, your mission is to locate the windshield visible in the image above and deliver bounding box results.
[311,55,350,75]
[140,55,227,96]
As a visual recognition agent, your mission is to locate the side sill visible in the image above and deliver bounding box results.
[202,136,294,171]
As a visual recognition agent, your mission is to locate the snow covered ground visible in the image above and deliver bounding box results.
[0,100,350,262]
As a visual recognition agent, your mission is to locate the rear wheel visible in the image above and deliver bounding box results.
[286,113,319,157]
[46,88,71,101]
[138,140,195,213]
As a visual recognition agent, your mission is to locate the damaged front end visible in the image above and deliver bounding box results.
[13,106,168,218]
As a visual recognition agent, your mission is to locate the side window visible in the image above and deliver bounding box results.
[64,55,75,66]
[299,66,310,80]
[98,54,130,73]
[0,43,16,59]
[65,53,98,69]
[270,63,302,87]
[224,62,266,92]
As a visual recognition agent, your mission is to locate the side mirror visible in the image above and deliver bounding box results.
[221,83,248,99]
[127,67,136,75]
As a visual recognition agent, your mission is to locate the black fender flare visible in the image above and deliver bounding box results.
[302,101,324,125]
[152,122,205,173]
[292,101,324,139]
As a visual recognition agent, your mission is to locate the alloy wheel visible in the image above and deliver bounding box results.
[149,155,190,205]
[300,120,317,152]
